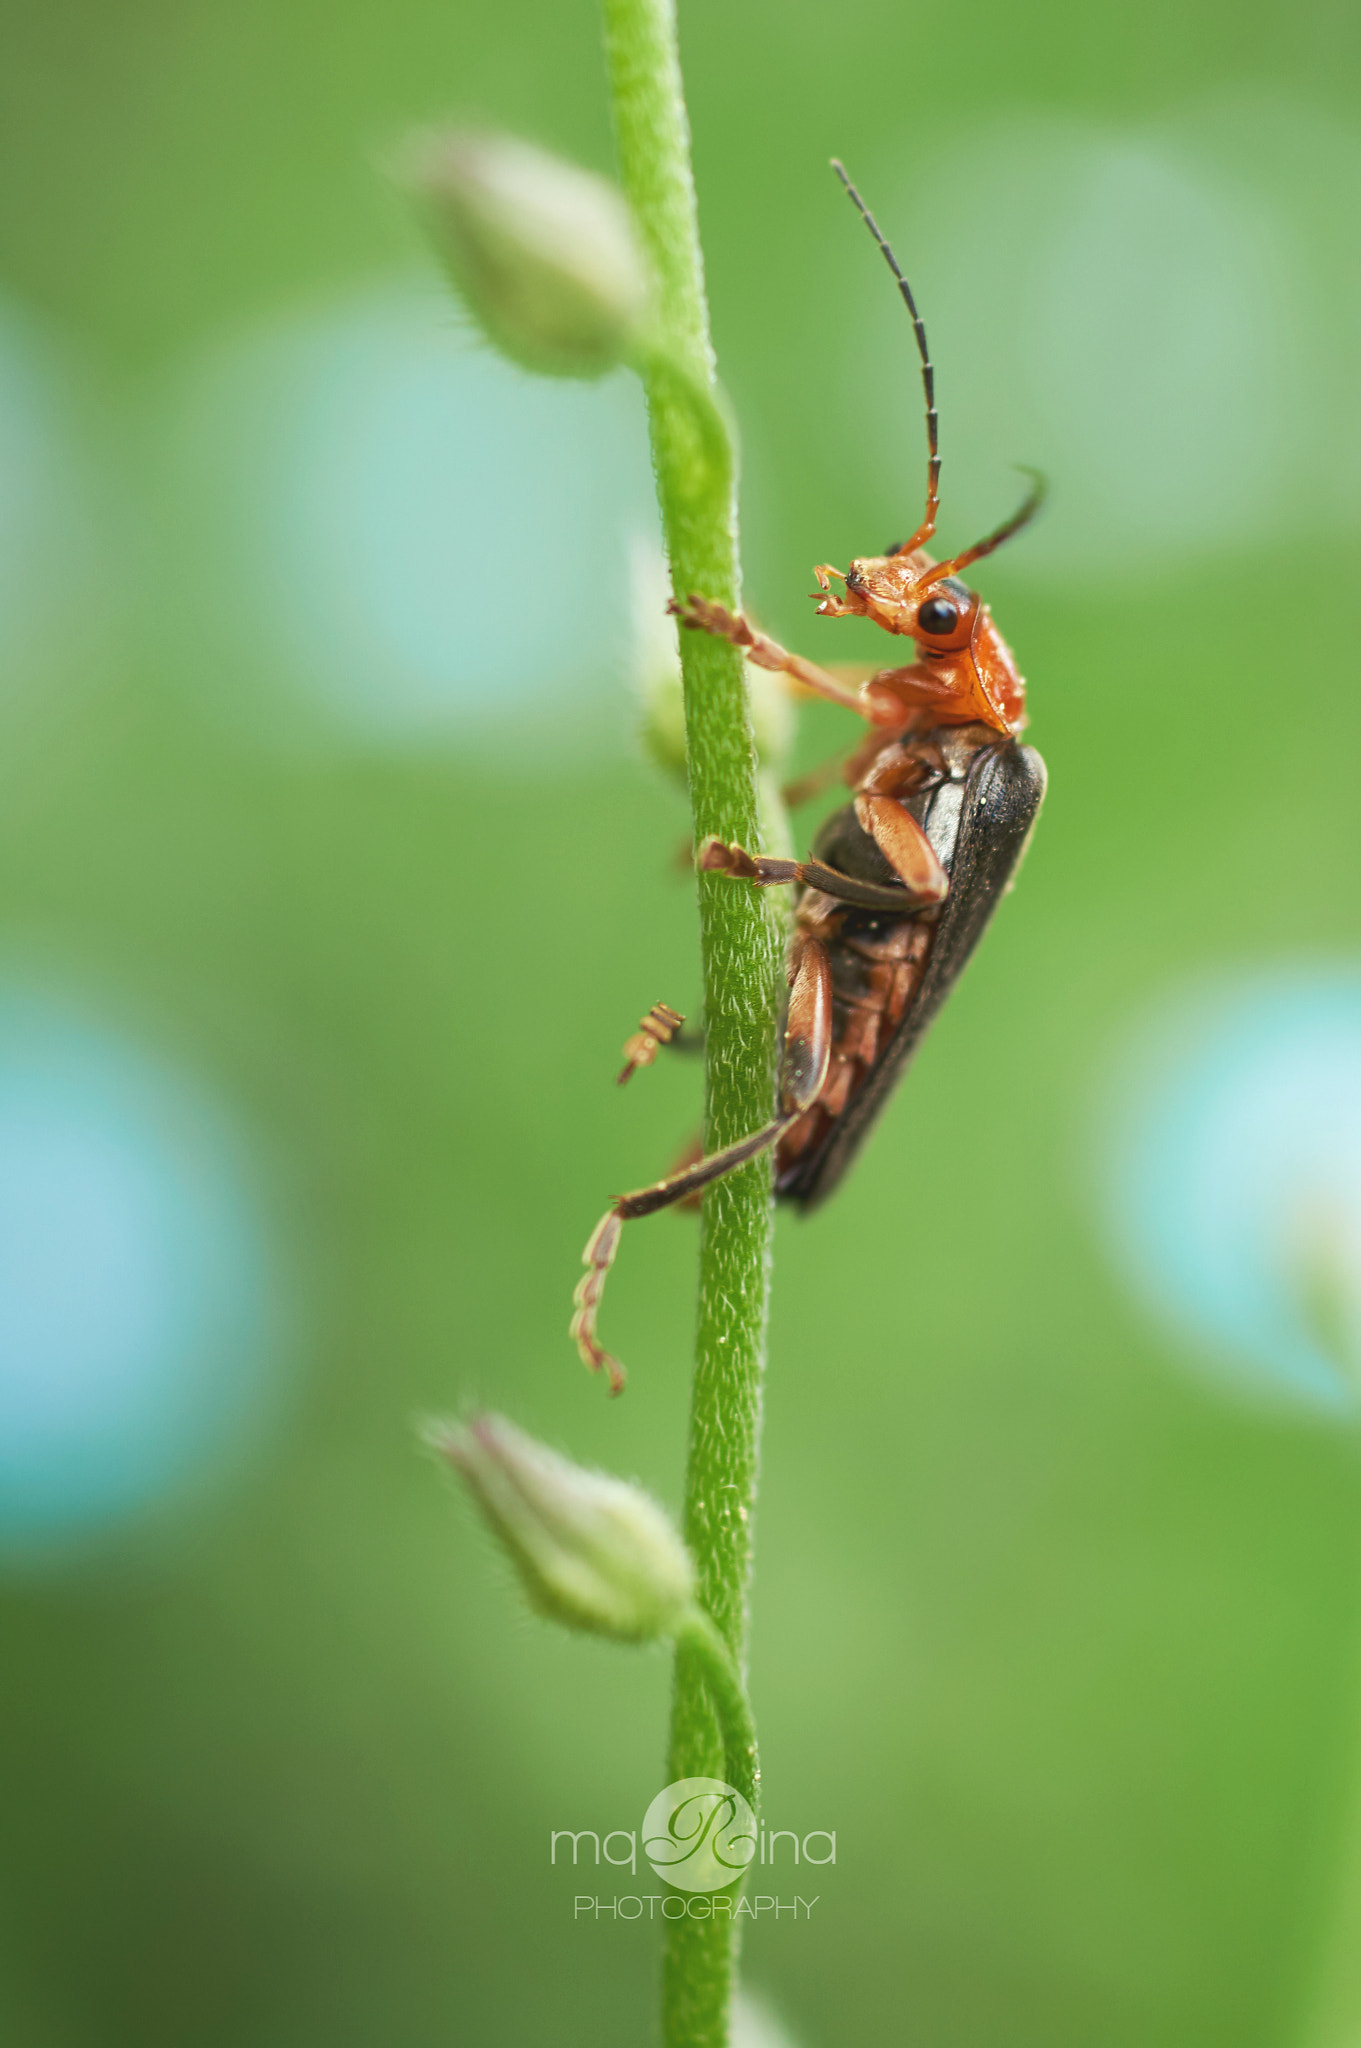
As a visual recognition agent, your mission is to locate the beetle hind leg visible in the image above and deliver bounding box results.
[570,1210,627,1393]
[570,1118,790,1394]
[569,940,833,1392]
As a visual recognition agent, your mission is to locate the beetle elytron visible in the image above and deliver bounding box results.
[572,163,1047,1393]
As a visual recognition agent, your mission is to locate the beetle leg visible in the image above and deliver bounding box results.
[779,935,834,1113]
[571,1117,790,1392]
[617,1001,686,1084]
[698,835,938,911]
[777,705,940,804]
[854,737,945,799]
[854,795,949,902]
[670,595,903,725]
[570,941,833,1392]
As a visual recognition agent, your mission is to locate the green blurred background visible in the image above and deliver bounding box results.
[2,1,1361,2043]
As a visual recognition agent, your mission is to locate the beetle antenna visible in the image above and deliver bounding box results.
[924,467,1047,583]
[831,159,939,557]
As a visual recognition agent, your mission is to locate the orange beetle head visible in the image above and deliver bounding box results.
[813,549,980,652]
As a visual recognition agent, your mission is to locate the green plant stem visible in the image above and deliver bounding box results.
[677,1607,759,1814]
[600,3,786,2043]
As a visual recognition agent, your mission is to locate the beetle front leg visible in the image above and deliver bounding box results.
[570,940,833,1392]
[670,595,903,724]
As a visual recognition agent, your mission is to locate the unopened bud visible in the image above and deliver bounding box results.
[429,1413,695,1642]
[401,129,649,379]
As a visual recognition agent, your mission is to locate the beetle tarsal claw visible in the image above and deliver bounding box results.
[668,592,750,647]
[698,836,759,881]
[570,1208,626,1394]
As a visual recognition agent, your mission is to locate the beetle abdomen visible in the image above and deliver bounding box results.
[777,737,1046,1210]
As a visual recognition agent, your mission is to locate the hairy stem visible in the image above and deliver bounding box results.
[600,2,786,2042]
[677,1607,759,1814]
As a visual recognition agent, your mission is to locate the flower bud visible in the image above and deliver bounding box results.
[401,129,649,379]
[429,1413,695,1642]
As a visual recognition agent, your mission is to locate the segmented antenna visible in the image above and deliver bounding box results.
[831,159,939,556]
[925,468,1048,583]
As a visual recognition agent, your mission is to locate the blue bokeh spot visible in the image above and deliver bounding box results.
[172,282,656,746]
[0,989,279,1556]
[1107,967,1361,1413]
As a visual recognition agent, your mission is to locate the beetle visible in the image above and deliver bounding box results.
[570,162,1047,1393]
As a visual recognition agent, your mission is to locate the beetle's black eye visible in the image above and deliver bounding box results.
[844,569,865,592]
[916,597,959,636]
